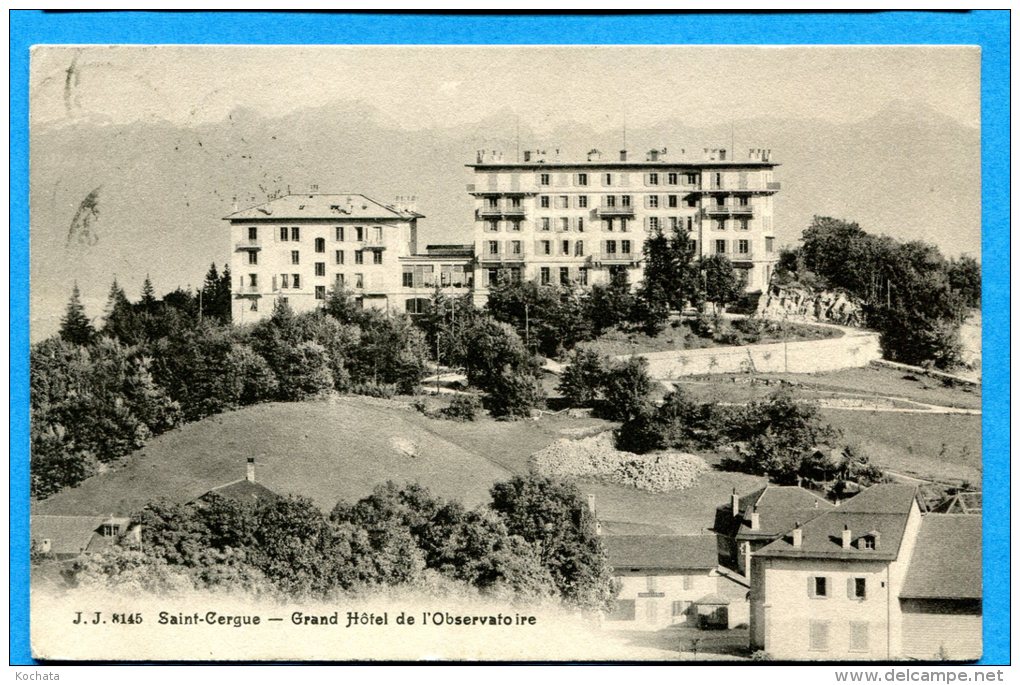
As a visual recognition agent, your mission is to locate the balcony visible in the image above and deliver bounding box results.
[711,251,756,263]
[234,240,262,251]
[595,205,635,218]
[476,206,526,219]
[360,238,386,249]
[235,285,262,297]
[479,252,526,263]
[701,204,755,218]
[591,251,640,265]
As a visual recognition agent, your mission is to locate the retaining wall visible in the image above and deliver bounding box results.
[619,329,882,378]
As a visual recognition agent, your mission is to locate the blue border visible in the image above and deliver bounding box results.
[10,11,1009,666]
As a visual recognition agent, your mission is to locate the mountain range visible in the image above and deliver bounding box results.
[29,99,980,341]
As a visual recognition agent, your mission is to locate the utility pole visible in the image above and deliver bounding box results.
[435,330,441,397]
[524,303,530,351]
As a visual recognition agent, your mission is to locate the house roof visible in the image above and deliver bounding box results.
[755,484,919,561]
[225,193,424,221]
[604,534,718,570]
[732,485,833,540]
[930,491,982,515]
[694,593,731,606]
[900,514,982,600]
[199,479,280,505]
[31,515,105,556]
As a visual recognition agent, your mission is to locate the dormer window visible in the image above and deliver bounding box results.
[860,537,876,550]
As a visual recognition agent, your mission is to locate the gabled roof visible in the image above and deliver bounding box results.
[31,515,105,556]
[604,534,718,570]
[693,593,731,606]
[900,514,982,600]
[755,484,919,562]
[199,479,280,505]
[225,193,424,221]
[731,485,833,540]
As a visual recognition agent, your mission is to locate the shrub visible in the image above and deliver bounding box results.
[440,394,481,421]
[600,357,654,421]
[349,381,397,399]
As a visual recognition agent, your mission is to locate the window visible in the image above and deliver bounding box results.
[335,249,344,265]
[604,219,614,232]
[809,621,830,651]
[488,240,499,255]
[861,536,876,550]
[291,250,300,265]
[738,239,750,255]
[249,273,258,288]
[280,274,289,289]
[668,194,678,208]
[606,195,617,208]
[540,195,550,208]
[621,240,632,255]
[335,273,345,286]
[686,196,698,208]
[604,173,613,186]
[578,267,588,286]
[486,220,499,232]
[671,600,689,617]
[575,240,584,257]
[335,226,344,241]
[315,262,325,276]
[715,240,727,254]
[486,197,499,209]
[373,251,383,265]
[765,237,775,253]
[315,237,325,253]
[561,240,570,255]
[851,577,867,599]
[485,268,499,287]
[739,218,749,231]
[560,218,569,232]
[248,251,258,265]
[250,299,258,312]
[621,195,632,207]
[578,195,588,208]
[355,226,364,242]
[292,274,301,289]
[509,197,522,209]
[540,173,550,186]
[510,220,522,232]
[648,195,660,209]
[511,240,522,255]
[291,226,300,241]
[849,622,869,652]
[810,576,829,598]
[646,575,658,593]
[315,285,325,300]
[648,172,659,186]
[541,218,551,231]
[248,226,258,240]
[279,226,289,241]
[716,219,727,231]
[606,240,617,255]
[577,217,585,232]
[540,267,550,285]
[667,172,678,185]
[648,217,660,231]
[403,270,413,287]
[560,267,570,285]
[556,195,569,209]
[355,251,364,265]
[355,273,364,288]
[685,172,698,185]
[619,218,629,232]
[540,240,551,255]
[405,298,428,315]
[577,173,588,186]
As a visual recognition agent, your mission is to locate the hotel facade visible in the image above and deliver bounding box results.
[226,146,781,322]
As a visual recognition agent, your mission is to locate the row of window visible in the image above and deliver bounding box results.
[401,265,474,289]
[809,620,870,653]
[809,575,869,600]
[484,216,701,233]
[483,238,768,258]
[537,171,701,188]
[246,249,384,268]
[243,226,386,244]
[242,272,370,292]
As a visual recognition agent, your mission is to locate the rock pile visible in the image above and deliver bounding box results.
[530,431,709,492]
[758,284,864,327]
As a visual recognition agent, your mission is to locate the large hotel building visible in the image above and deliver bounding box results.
[226,146,780,322]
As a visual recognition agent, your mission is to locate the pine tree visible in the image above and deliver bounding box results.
[140,274,157,313]
[59,283,95,346]
[102,278,140,344]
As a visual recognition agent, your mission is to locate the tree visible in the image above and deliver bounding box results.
[102,278,141,345]
[616,387,731,454]
[600,356,653,421]
[557,347,607,407]
[460,317,543,418]
[634,225,701,334]
[489,474,618,611]
[323,282,363,326]
[59,282,94,346]
[700,254,741,313]
[586,271,635,337]
[200,263,232,324]
[947,255,981,309]
[140,275,157,313]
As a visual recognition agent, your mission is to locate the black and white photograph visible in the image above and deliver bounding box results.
[26,43,984,662]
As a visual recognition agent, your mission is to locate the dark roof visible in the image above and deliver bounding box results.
[604,534,718,570]
[31,515,105,556]
[930,491,982,515]
[900,515,982,600]
[733,485,833,540]
[225,193,423,221]
[755,484,919,561]
[425,244,475,257]
[199,479,280,505]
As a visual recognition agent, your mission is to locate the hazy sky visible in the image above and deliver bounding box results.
[31,45,980,131]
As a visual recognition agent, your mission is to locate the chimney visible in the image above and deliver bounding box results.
[791,521,803,548]
[842,524,852,549]
[246,457,256,483]
[730,488,740,517]
[619,149,628,162]
[750,505,760,531]
[523,150,532,162]
[232,196,238,212]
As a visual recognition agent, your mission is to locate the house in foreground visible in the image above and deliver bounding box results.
[30,514,140,560]
[604,534,750,630]
[749,483,981,661]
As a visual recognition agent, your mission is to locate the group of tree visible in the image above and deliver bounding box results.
[779,216,980,369]
[61,476,618,612]
[34,277,430,498]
